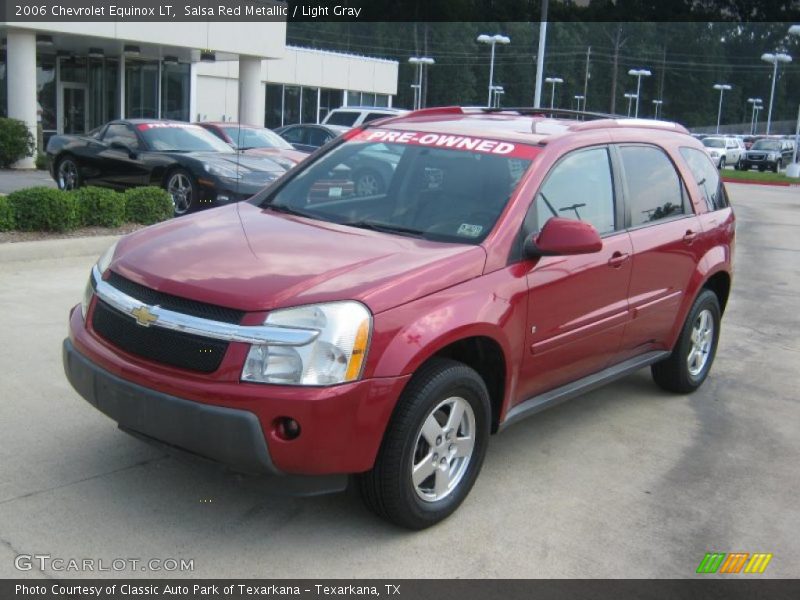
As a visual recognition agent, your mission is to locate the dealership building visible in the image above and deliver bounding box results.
[0,21,398,167]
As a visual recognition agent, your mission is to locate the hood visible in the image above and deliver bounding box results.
[111,202,486,314]
[185,151,286,174]
[242,147,309,166]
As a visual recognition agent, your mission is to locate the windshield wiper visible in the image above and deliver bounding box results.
[343,219,426,238]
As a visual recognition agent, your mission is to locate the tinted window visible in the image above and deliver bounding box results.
[280,127,305,144]
[306,128,333,147]
[137,123,232,152]
[364,112,390,123]
[619,146,685,227]
[325,111,360,126]
[751,140,781,151]
[680,146,728,211]
[703,138,725,149]
[535,147,615,235]
[103,123,139,149]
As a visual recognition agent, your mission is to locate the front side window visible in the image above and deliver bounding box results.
[534,147,616,235]
[680,146,728,211]
[103,123,139,149]
[256,128,538,244]
[619,145,686,227]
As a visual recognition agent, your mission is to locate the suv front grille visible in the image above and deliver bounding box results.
[106,272,245,324]
[92,299,230,373]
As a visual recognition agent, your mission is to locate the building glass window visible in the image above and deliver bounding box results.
[161,61,190,121]
[283,85,300,125]
[319,88,343,122]
[301,86,318,124]
[125,60,159,119]
[346,90,360,106]
[374,94,389,107]
[37,57,57,133]
[265,83,283,128]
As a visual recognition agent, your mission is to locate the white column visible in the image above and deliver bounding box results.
[7,29,38,168]
[238,55,264,127]
[118,54,126,119]
[189,62,198,121]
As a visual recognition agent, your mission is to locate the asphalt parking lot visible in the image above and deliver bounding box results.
[0,183,798,579]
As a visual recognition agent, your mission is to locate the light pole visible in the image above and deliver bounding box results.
[624,93,637,117]
[408,56,434,110]
[761,52,792,134]
[713,84,732,134]
[652,99,663,119]
[574,94,585,112]
[753,103,763,134]
[790,26,800,166]
[627,68,651,117]
[477,34,510,107]
[545,77,563,109]
[491,86,505,108]
[747,98,763,134]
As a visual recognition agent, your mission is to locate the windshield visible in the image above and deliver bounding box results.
[256,128,538,244]
[325,111,360,126]
[222,126,294,150]
[138,123,233,152]
[750,140,781,151]
[702,138,725,149]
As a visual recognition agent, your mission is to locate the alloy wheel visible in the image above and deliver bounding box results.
[168,173,193,215]
[58,159,79,190]
[687,308,715,377]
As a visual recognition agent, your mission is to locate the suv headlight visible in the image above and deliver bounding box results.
[768,152,778,160]
[82,240,117,319]
[242,301,372,386]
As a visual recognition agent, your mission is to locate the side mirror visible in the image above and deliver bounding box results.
[524,217,603,258]
[110,141,136,158]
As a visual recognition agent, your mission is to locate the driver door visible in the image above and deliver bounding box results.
[517,146,633,401]
[99,123,149,188]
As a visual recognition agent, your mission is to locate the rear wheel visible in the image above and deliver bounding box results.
[652,289,721,394]
[357,358,490,529]
[718,157,726,170]
[165,169,198,216]
[56,156,81,190]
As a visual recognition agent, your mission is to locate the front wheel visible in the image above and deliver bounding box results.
[718,157,726,170]
[773,160,781,173]
[353,168,384,197]
[56,156,81,190]
[165,169,198,216]
[357,358,490,529]
[652,289,721,394]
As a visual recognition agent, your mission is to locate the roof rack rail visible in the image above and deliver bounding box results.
[479,107,619,120]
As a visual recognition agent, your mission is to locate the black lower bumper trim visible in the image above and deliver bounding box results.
[62,338,347,494]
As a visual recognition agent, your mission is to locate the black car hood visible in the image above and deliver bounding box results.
[181,151,286,174]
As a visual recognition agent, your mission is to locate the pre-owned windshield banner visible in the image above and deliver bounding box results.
[351,129,540,160]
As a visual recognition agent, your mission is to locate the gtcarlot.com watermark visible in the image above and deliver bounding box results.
[15,553,194,572]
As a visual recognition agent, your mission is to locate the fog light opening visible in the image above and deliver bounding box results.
[274,417,301,441]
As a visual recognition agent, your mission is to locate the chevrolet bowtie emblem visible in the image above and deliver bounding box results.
[130,305,158,327]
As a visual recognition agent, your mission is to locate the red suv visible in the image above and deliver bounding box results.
[63,107,734,529]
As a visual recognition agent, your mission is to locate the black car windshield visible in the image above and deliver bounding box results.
[750,140,781,151]
[138,123,233,152]
[255,129,538,244]
[702,138,725,149]
[222,126,294,150]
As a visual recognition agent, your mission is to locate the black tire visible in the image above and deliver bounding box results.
[758,166,766,172]
[733,159,741,171]
[718,157,726,170]
[164,168,199,216]
[652,289,721,394]
[772,160,781,173]
[353,168,385,197]
[56,156,81,191]
[357,358,491,530]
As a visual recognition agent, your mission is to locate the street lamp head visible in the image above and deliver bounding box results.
[652,99,663,104]
[574,95,585,100]
[762,52,792,64]
[628,68,652,77]
[494,35,511,44]
[790,25,800,36]
[545,77,564,84]
[477,34,510,45]
[477,34,492,43]
[624,92,638,99]
[713,84,732,91]
[747,97,762,104]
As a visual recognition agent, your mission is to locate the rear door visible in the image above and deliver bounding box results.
[614,144,703,359]
[517,145,634,400]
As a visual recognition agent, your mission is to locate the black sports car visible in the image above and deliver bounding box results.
[46,120,287,215]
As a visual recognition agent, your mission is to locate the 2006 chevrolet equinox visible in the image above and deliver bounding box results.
[64,107,735,529]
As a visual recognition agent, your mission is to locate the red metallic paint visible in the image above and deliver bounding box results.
[529,217,603,256]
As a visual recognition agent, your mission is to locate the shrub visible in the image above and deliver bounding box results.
[35,153,48,171]
[0,196,14,231]
[0,118,36,168]
[74,186,126,228]
[124,187,173,225]
[7,187,80,232]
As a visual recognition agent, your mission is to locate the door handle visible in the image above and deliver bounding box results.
[683,230,698,243]
[607,252,630,268]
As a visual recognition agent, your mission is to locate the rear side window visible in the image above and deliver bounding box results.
[618,145,686,227]
[364,113,390,123]
[679,146,729,211]
[325,111,360,127]
[534,147,616,235]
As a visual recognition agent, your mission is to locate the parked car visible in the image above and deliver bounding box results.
[274,123,349,153]
[64,107,734,529]
[46,120,288,215]
[197,122,308,169]
[701,136,744,169]
[321,106,406,128]
[740,138,795,172]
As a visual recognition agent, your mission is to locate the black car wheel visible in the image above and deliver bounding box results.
[651,289,721,394]
[718,157,726,170]
[772,159,781,173]
[165,169,198,216]
[357,358,490,529]
[353,169,385,197]
[56,156,81,191]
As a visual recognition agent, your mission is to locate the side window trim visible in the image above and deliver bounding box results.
[612,142,695,231]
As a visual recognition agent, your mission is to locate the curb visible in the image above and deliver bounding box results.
[0,235,119,263]
[722,178,800,187]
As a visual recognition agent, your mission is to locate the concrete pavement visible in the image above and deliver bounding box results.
[0,184,798,578]
[0,169,55,195]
